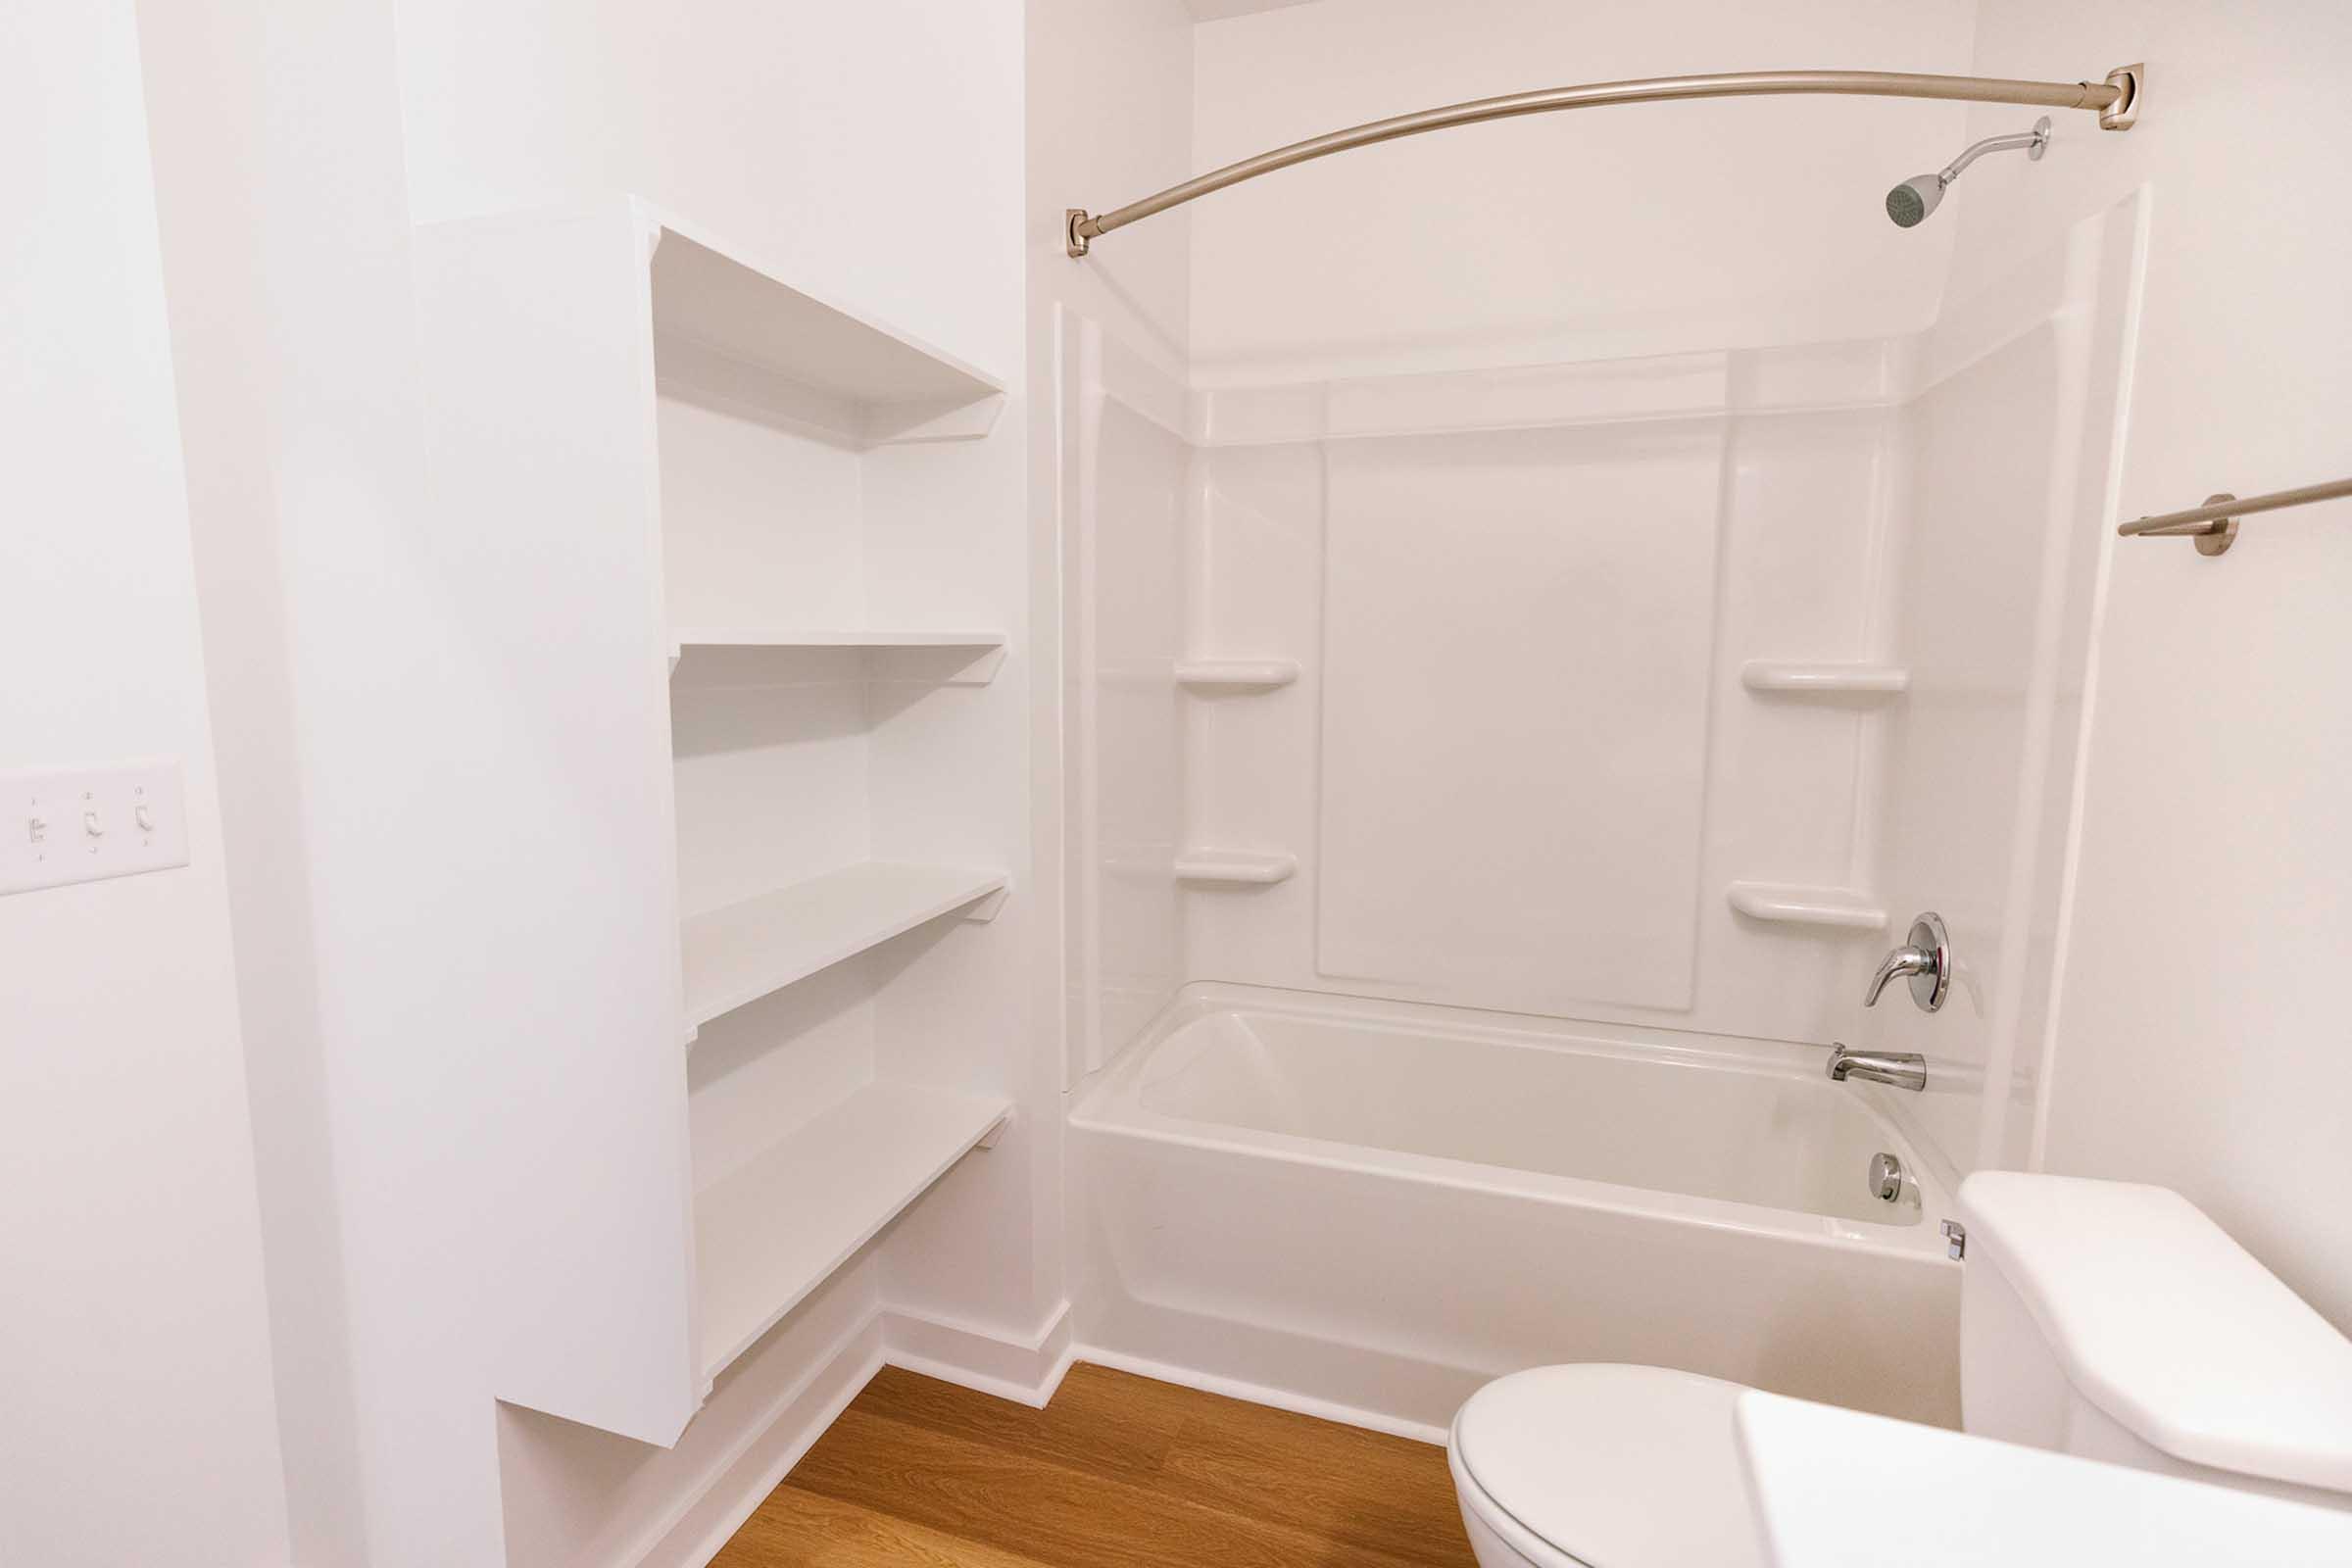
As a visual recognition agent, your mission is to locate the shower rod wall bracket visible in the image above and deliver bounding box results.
[2118,476,2352,558]
[1066,64,2142,258]
[2100,64,2144,131]
[2193,493,2238,558]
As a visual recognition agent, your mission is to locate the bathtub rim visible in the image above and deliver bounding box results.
[1070,980,1957,1263]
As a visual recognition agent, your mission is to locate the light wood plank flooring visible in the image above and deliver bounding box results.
[710,1363,1476,1567]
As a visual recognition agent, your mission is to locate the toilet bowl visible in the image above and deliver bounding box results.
[1448,1172,2352,1567]
[1449,1364,1763,1568]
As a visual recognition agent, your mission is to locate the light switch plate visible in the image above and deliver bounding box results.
[1,760,189,896]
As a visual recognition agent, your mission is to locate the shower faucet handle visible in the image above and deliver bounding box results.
[1862,946,1933,1006]
[1862,912,1951,1012]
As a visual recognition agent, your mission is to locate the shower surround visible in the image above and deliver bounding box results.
[1058,194,2144,1431]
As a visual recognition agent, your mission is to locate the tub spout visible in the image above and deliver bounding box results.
[1828,1042,1927,1093]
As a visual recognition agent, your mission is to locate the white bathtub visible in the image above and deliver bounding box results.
[1069,983,1960,1440]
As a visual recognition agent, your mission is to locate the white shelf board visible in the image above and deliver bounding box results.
[696,1081,1009,1380]
[1175,850,1298,886]
[1174,658,1300,691]
[1740,661,1911,697]
[646,208,1004,447]
[681,862,1006,1029]
[1726,881,1888,931]
[671,627,1006,652]
[668,629,1006,683]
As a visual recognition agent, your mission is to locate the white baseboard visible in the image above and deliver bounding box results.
[628,1299,1076,1568]
[630,1314,886,1568]
[1074,1342,1450,1446]
[619,1298,1462,1568]
[882,1298,1075,1408]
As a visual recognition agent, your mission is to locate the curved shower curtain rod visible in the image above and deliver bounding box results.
[1065,64,2143,256]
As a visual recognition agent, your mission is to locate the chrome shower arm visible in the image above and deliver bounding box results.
[1066,65,2140,256]
[1939,122,2051,183]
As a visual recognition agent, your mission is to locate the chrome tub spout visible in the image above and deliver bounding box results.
[1828,1042,1927,1093]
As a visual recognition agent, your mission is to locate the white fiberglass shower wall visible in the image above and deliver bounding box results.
[1063,230,2142,1150]
[1048,0,2144,1434]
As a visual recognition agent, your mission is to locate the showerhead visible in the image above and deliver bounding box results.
[1884,116,2050,228]
[1885,174,1943,228]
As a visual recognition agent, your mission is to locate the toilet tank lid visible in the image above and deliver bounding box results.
[1959,1172,2352,1494]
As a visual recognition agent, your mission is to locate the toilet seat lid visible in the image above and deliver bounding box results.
[1451,1364,1765,1568]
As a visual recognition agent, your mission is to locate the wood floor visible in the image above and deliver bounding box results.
[710,1363,1477,1567]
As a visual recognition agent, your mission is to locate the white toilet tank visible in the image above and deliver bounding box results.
[1956,1171,2352,1511]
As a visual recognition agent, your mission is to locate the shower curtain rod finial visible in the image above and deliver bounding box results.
[1066,209,1096,258]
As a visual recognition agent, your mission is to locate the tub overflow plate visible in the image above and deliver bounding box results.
[1868,1152,1905,1203]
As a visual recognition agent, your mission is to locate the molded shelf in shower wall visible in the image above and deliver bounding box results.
[1174,658,1300,692]
[1740,661,1910,698]
[1175,850,1298,886]
[1726,881,1887,931]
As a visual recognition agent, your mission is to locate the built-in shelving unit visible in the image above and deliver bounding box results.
[1740,661,1910,697]
[412,195,1022,1447]
[1174,658,1299,691]
[695,1081,1010,1381]
[645,197,1020,1424]
[1726,881,1888,930]
[680,862,1008,1031]
[1176,849,1298,886]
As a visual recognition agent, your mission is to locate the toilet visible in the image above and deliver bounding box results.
[1448,1171,2352,1566]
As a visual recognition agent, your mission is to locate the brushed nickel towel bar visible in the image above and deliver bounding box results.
[1066,65,2143,256]
[2117,477,2352,559]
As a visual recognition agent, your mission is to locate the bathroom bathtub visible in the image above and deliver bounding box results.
[1069,983,1960,1440]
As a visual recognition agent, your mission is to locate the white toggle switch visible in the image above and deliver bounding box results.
[3,762,187,896]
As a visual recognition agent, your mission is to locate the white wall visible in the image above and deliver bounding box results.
[1186,0,1979,383]
[1948,3,2352,1328]
[1063,353,1193,1076]
[1031,0,1200,1081]
[403,6,1041,1564]
[131,3,1039,1564]
[1058,1,2153,1200]
[135,2,384,1557]
[398,0,1023,381]
[135,0,514,1559]
[1031,0,1198,376]
[1836,200,2143,1178]
[0,6,290,1564]
[1060,2,1996,1081]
